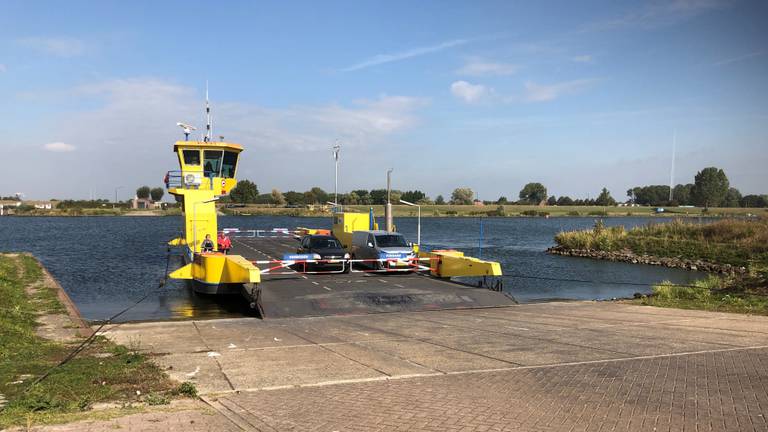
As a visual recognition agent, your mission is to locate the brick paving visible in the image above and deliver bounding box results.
[216,347,768,432]
[16,302,768,431]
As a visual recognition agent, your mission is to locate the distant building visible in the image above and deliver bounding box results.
[132,196,154,209]
[0,201,21,216]
[0,200,22,208]
[473,199,484,207]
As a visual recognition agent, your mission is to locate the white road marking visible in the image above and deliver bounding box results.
[223,344,768,394]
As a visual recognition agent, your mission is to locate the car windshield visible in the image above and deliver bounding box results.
[375,234,408,248]
[310,238,341,249]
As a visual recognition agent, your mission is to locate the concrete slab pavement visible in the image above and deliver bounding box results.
[85,301,768,431]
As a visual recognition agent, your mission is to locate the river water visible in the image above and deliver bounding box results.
[0,216,704,322]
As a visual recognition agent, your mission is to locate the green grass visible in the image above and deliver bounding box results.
[0,254,177,429]
[555,218,768,268]
[636,275,768,315]
[553,218,768,315]
[10,208,181,217]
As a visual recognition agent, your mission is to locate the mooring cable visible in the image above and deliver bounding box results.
[20,247,174,394]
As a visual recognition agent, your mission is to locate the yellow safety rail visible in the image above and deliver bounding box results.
[418,249,502,278]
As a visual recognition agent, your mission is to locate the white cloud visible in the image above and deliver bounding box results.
[712,50,765,67]
[457,60,518,76]
[571,55,593,63]
[43,142,76,152]
[450,81,491,103]
[16,78,429,198]
[341,39,468,72]
[524,79,597,102]
[56,79,428,151]
[219,94,428,151]
[19,37,86,57]
[582,0,730,32]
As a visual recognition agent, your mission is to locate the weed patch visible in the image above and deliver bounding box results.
[0,254,176,429]
[636,275,768,315]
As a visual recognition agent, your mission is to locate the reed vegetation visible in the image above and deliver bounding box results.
[555,217,768,267]
[554,218,768,314]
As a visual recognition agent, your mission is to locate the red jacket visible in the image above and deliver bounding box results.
[218,235,232,250]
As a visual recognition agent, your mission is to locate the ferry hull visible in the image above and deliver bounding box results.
[181,251,253,295]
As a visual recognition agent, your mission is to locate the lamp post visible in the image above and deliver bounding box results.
[385,168,393,232]
[332,141,340,207]
[399,199,420,247]
[193,197,220,253]
[113,186,123,209]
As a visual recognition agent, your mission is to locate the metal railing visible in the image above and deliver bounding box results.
[165,170,214,190]
[223,228,297,238]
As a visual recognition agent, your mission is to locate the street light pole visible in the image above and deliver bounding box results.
[385,168,393,232]
[333,141,340,208]
[399,199,420,247]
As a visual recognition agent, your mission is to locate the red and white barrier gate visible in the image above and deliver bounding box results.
[251,257,436,275]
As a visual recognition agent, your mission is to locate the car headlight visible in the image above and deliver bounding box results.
[312,253,322,260]
[344,253,350,259]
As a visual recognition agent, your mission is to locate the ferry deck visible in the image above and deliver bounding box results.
[226,234,516,319]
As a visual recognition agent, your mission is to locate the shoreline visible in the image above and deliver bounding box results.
[1,212,760,219]
[546,245,749,275]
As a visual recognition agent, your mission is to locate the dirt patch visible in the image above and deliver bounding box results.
[20,255,92,341]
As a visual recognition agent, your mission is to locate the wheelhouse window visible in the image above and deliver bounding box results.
[221,151,238,178]
[203,150,223,177]
[183,150,201,166]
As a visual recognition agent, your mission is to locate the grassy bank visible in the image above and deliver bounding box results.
[636,274,768,315]
[8,204,765,218]
[553,218,768,314]
[554,218,768,268]
[7,208,181,217]
[0,254,191,428]
[222,204,768,218]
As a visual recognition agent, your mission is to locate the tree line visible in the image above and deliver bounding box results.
[225,166,766,208]
[227,180,441,206]
[627,167,766,208]
[226,181,625,208]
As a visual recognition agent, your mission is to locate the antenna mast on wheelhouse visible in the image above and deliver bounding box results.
[204,81,213,142]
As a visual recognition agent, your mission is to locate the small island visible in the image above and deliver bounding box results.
[549,217,768,314]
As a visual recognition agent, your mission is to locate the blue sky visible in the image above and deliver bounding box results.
[1,0,766,201]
